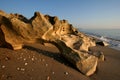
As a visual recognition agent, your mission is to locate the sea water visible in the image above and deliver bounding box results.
[79,28,120,51]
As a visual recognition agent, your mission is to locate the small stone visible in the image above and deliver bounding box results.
[64,72,68,75]
[47,76,50,80]
[23,58,26,61]
[5,57,10,61]
[52,72,55,74]
[45,64,48,67]
[25,63,28,66]
[17,67,20,70]
[2,65,5,69]
[21,68,25,71]
[31,58,34,61]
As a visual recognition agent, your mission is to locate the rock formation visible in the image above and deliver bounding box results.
[0,10,104,76]
[96,41,109,46]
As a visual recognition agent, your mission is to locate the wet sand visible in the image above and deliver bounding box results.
[0,43,120,80]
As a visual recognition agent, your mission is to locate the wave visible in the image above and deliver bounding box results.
[80,31,120,51]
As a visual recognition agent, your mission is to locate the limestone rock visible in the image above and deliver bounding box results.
[0,10,103,76]
[0,15,23,50]
[0,26,13,49]
[0,10,9,18]
[96,41,109,46]
[30,12,52,37]
[60,34,96,51]
[50,40,98,76]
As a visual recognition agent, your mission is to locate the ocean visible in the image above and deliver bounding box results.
[78,28,120,51]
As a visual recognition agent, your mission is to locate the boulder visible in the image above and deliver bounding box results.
[96,41,109,46]
[49,40,98,76]
[0,10,103,76]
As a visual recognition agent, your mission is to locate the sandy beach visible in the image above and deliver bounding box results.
[0,43,120,80]
[90,46,120,80]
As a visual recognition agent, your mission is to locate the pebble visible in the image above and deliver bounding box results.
[47,76,50,80]
[24,63,28,66]
[21,68,25,71]
[52,72,55,74]
[45,64,48,67]
[23,58,26,61]
[31,58,34,61]
[64,72,69,75]
[2,65,5,69]
[17,67,20,70]
[5,57,10,61]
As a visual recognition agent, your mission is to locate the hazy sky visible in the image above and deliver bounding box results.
[0,0,120,29]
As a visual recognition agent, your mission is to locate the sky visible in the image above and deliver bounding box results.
[0,0,120,29]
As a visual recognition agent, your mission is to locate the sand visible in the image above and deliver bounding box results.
[90,46,120,80]
[0,43,120,80]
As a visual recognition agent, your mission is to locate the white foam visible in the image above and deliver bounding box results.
[100,36,110,42]
[86,34,120,51]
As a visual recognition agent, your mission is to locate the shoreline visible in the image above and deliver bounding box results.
[79,29,120,51]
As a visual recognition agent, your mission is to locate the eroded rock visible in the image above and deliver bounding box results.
[49,40,98,76]
[0,10,103,76]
